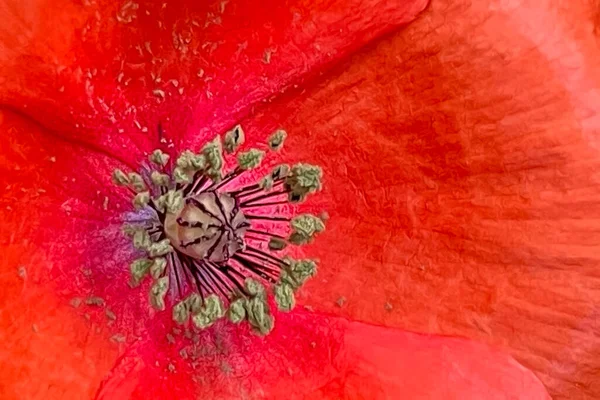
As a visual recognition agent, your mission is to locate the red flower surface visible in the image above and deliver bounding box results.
[1,0,597,398]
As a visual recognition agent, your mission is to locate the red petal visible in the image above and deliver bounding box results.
[95,310,549,399]
[232,0,600,398]
[0,109,126,399]
[0,0,427,164]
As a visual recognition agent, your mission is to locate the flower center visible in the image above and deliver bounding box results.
[163,191,248,263]
[112,126,325,335]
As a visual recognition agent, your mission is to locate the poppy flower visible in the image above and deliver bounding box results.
[2,0,596,398]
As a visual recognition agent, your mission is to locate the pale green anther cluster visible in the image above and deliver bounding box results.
[173,167,191,184]
[150,257,167,279]
[129,257,167,287]
[274,283,295,311]
[172,300,189,325]
[130,258,152,287]
[243,279,274,335]
[176,150,195,168]
[127,223,171,290]
[246,297,274,335]
[268,129,287,151]
[155,190,184,213]
[285,163,322,202]
[114,127,326,337]
[132,229,151,249]
[175,149,206,172]
[149,149,170,166]
[227,298,247,323]
[192,295,225,329]
[280,258,318,289]
[245,278,265,297]
[151,171,170,186]
[133,191,150,209]
[150,276,170,310]
[148,239,173,257]
[202,138,224,181]
[112,169,130,186]
[128,173,146,192]
[289,214,326,245]
[172,292,216,325]
[273,258,318,313]
[223,125,245,153]
[122,224,138,237]
[186,292,203,313]
[237,149,265,170]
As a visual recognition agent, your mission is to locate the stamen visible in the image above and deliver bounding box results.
[113,126,324,335]
[239,189,289,207]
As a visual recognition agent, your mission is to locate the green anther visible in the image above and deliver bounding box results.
[237,149,265,170]
[285,163,322,202]
[190,153,206,171]
[172,300,189,324]
[122,224,138,237]
[148,239,173,257]
[185,292,203,314]
[289,214,325,245]
[227,298,246,323]
[202,137,224,181]
[112,169,130,186]
[245,278,266,298]
[133,191,150,209]
[130,258,152,287]
[150,149,170,166]
[245,296,274,335]
[157,190,184,213]
[151,171,170,186]
[128,172,146,192]
[166,190,184,213]
[150,257,167,279]
[260,175,273,191]
[268,237,287,251]
[223,125,245,153]
[150,276,169,310]
[192,294,225,329]
[132,229,151,250]
[281,258,318,289]
[173,167,191,184]
[154,195,166,212]
[274,283,295,312]
[268,129,287,151]
[176,150,194,169]
[271,164,290,180]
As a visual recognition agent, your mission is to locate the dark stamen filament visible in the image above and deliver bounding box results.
[245,214,290,222]
[240,200,289,208]
[239,250,284,270]
[244,234,269,242]
[170,252,183,297]
[244,245,288,266]
[230,177,285,197]
[247,228,286,240]
[239,189,289,207]
[231,254,277,282]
